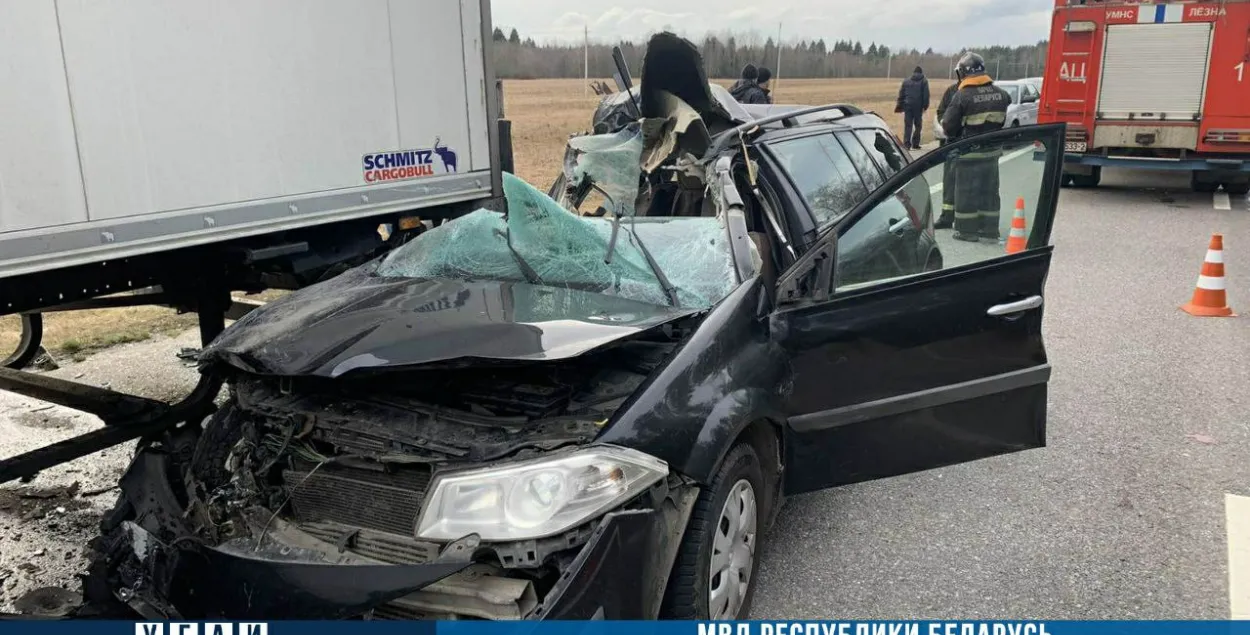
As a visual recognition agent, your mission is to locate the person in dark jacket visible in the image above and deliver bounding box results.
[941,52,1012,242]
[933,80,962,229]
[730,67,771,105]
[935,81,960,146]
[729,64,759,101]
[896,66,930,150]
[756,67,774,104]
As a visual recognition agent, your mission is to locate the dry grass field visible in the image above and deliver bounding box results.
[2,77,936,362]
[507,77,937,185]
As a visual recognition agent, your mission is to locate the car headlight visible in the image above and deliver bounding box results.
[415,445,668,541]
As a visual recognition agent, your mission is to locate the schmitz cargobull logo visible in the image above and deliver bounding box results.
[362,137,458,184]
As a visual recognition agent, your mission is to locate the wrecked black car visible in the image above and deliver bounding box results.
[74,33,1067,620]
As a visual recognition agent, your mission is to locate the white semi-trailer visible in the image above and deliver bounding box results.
[0,0,512,481]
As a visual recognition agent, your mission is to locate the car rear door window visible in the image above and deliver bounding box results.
[836,131,886,191]
[855,129,906,177]
[768,134,869,230]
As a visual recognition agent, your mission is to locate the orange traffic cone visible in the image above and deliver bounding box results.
[1005,197,1028,254]
[1181,234,1235,317]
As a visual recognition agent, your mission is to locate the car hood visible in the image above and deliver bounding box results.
[200,267,698,378]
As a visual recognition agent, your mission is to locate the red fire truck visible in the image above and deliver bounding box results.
[1040,0,1250,193]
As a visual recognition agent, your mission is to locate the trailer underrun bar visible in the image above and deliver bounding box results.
[0,302,228,485]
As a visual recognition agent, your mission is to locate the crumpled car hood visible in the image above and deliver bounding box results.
[200,267,697,378]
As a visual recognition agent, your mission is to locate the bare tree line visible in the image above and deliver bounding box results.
[491,27,1048,81]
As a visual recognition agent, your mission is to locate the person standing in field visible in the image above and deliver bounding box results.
[730,64,759,101]
[896,66,930,150]
[730,65,771,105]
[756,67,775,104]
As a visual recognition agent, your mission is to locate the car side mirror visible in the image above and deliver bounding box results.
[1022,93,1039,104]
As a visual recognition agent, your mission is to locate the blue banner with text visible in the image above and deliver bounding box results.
[0,622,1245,635]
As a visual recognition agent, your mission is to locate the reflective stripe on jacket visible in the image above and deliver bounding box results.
[940,74,1011,142]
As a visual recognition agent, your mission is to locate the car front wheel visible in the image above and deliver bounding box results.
[661,442,765,619]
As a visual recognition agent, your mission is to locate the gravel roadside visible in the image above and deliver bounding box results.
[0,330,202,613]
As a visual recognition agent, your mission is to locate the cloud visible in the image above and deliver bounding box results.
[493,0,1053,51]
[726,7,766,21]
[551,11,592,30]
[526,6,695,41]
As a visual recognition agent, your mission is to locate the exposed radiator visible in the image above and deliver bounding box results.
[283,463,431,536]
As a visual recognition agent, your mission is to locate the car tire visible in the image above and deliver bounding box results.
[661,442,766,620]
[1011,120,1020,128]
[190,401,246,489]
[2,313,43,370]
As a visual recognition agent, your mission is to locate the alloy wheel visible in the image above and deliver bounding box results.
[708,479,757,619]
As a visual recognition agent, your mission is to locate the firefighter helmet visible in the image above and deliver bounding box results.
[956,52,987,79]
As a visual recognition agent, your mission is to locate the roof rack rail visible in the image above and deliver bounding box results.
[709,103,865,155]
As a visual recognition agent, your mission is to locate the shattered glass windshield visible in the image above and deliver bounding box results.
[563,128,645,217]
[377,173,741,309]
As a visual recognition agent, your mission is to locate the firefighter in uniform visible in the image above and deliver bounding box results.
[940,52,1012,242]
[934,80,961,229]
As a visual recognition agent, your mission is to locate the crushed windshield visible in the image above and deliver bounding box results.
[377,173,740,309]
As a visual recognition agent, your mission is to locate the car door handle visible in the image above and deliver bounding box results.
[987,296,1043,317]
[888,218,910,235]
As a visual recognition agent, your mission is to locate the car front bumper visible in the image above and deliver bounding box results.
[81,450,697,621]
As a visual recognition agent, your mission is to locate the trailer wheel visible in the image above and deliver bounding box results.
[1224,182,1250,196]
[2,313,44,370]
[1191,171,1219,193]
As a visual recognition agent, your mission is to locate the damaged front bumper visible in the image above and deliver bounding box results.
[84,449,696,620]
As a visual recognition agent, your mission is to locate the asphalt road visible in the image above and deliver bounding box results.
[752,167,1250,619]
[2,167,1249,618]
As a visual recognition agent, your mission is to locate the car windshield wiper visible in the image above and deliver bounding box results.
[493,228,543,286]
[625,217,680,308]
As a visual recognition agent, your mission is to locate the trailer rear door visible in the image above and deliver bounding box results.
[1097,23,1213,120]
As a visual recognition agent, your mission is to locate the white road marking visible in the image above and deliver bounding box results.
[1228,493,1250,619]
[929,145,1037,195]
[1214,192,1231,211]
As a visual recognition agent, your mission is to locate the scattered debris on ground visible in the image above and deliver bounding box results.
[1186,433,1218,445]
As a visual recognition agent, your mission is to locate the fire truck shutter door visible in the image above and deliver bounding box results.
[1097,22,1213,121]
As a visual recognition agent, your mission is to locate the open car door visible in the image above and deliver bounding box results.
[773,123,1065,494]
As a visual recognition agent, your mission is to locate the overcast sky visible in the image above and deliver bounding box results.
[491,0,1053,52]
